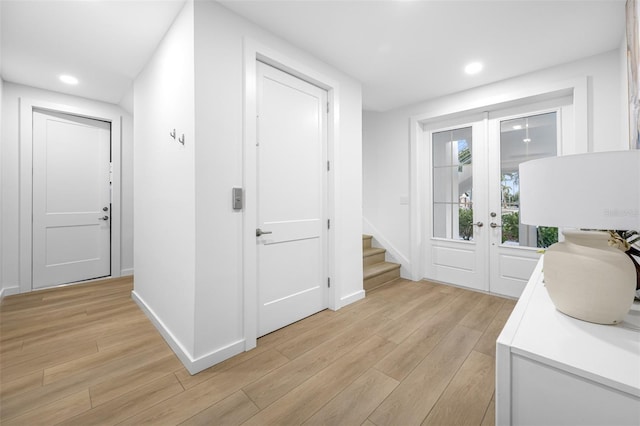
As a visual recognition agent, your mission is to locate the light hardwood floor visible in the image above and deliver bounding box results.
[0,276,515,425]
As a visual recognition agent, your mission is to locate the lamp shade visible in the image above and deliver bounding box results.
[520,151,640,230]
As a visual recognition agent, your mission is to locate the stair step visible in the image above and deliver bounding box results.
[362,234,400,291]
[363,261,400,279]
[362,234,373,249]
[363,247,386,266]
[363,261,401,291]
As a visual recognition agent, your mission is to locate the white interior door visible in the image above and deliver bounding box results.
[256,61,328,337]
[423,117,489,291]
[32,110,111,289]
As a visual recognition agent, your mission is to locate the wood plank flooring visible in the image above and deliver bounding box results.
[0,276,516,425]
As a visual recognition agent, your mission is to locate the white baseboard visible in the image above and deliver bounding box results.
[189,338,246,374]
[339,289,365,308]
[0,285,20,301]
[120,268,134,277]
[131,290,244,375]
[362,217,411,278]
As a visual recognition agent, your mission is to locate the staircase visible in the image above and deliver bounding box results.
[362,234,401,291]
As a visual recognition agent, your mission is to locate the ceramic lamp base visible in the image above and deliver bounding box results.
[543,230,636,325]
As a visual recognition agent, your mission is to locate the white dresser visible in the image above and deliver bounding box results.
[496,258,640,425]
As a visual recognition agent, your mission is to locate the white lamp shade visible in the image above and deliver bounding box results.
[520,151,640,230]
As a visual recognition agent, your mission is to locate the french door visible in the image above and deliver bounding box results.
[424,114,489,292]
[424,103,567,298]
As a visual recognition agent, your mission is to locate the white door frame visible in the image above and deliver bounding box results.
[19,98,122,294]
[243,38,339,351]
[409,77,589,282]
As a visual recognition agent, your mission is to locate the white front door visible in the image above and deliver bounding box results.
[256,61,328,337]
[423,116,489,292]
[32,110,111,289]
[487,110,561,296]
[424,101,571,298]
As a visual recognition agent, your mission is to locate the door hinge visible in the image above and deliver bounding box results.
[327,219,331,229]
[327,277,331,288]
[327,102,330,114]
[327,161,330,171]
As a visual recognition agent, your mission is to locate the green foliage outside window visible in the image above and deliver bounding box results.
[502,211,520,243]
[459,208,473,240]
[537,226,558,248]
[458,147,471,167]
[501,210,558,247]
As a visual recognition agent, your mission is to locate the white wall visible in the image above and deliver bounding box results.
[120,105,134,276]
[191,0,362,361]
[118,84,134,276]
[362,108,411,276]
[363,49,626,274]
[0,82,134,296]
[133,0,362,372]
[132,0,197,360]
[621,36,631,146]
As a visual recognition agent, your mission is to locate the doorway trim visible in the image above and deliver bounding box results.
[19,98,122,294]
[242,38,339,351]
[409,77,588,282]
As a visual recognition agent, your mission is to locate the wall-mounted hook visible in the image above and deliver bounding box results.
[170,129,176,139]
[178,134,185,145]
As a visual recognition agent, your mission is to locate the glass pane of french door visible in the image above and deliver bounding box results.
[432,127,474,241]
[499,112,558,248]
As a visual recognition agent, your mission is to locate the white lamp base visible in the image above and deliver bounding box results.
[544,230,636,325]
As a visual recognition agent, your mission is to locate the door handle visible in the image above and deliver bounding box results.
[99,216,109,221]
[474,222,484,227]
[256,228,272,237]
[490,222,501,228]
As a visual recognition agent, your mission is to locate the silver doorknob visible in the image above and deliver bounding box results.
[256,228,273,237]
[474,222,484,227]
[99,216,109,220]
[490,222,501,228]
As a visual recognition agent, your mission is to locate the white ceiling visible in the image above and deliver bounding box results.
[1,0,626,111]
[220,0,626,111]
[1,0,186,105]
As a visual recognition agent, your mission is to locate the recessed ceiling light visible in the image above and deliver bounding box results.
[513,125,523,130]
[59,74,78,85]
[523,138,532,143]
[464,62,483,75]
